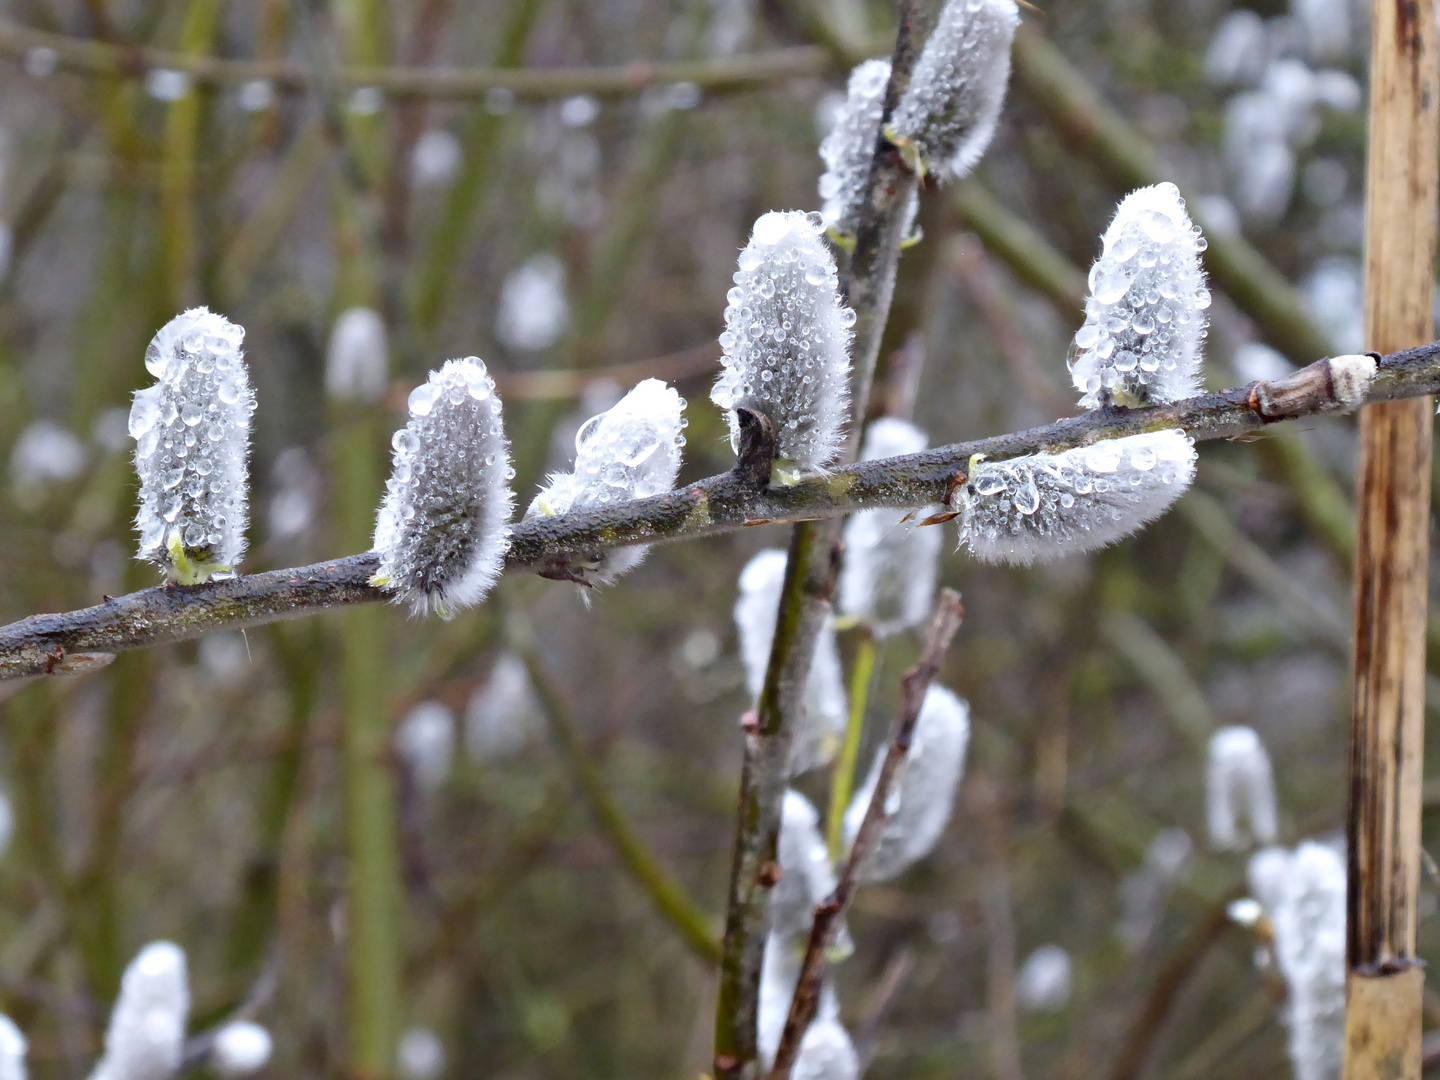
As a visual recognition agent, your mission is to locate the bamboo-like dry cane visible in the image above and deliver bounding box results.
[1343,0,1438,1074]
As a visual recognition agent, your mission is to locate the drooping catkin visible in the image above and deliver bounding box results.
[1069,183,1211,408]
[843,684,969,882]
[772,790,838,939]
[958,430,1197,565]
[838,419,942,637]
[757,933,844,1070]
[88,942,189,1080]
[372,358,514,617]
[712,211,854,479]
[1206,725,1278,849]
[817,59,892,237]
[0,1015,25,1080]
[889,0,1020,180]
[129,308,255,583]
[526,378,686,585]
[1270,842,1345,1080]
[793,1018,859,1080]
[734,549,848,775]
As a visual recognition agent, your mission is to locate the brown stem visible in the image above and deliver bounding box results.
[765,590,964,1080]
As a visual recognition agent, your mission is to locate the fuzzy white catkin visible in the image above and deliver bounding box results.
[793,1018,859,1080]
[10,420,85,489]
[0,1015,25,1080]
[838,419,942,637]
[889,0,1019,180]
[496,255,568,352]
[1206,725,1278,850]
[1247,845,1293,916]
[772,791,838,939]
[958,429,1197,566]
[1069,184,1211,408]
[817,59,892,236]
[325,307,388,403]
[526,378,686,586]
[88,942,189,1080]
[735,549,848,775]
[396,1027,445,1080]
[129,308,255,583]
[1271,842,1346,1080]
[373,358,514,616]
[395,701,456,793]
[757,933,843,1070]
[465,651,540,761]
[1016,945,1072,1012]
[843,684,969,882]
[210,1022,271,1078]
[712,211,855,477]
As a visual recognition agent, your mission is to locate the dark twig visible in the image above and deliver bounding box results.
[3,345,1437,680]
[766,590,964,1080]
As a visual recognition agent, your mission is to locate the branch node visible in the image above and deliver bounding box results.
[733,407,777,488]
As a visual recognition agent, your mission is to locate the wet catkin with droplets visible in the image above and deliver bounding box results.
[711,211,854,478]
[958,429,1197,565]
[372,358,514,617]
[890,0,1019,180]
[1069,183,1211,408]
[525,378,686,586]
[129,308,255,583]
[818,59,893,237]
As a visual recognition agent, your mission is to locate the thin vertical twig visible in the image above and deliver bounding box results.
[766,590,963,1080]
[1343,0,1439,1069]
[712,8,937,1074]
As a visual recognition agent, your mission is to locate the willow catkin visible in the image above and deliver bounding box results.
[958,430,1197,565]
[889,0,1019,180]
[372,358,514,616]
[526,378,686,586]
[734,549,848,775]
[712,211,854,480]
[129,308,254,583]
[844,684,970,882]
[1069,183,1210,409]
[838,419,943,637]
[818,59,893,237]
[88,942,189,1080]
[1206,725,1278,849]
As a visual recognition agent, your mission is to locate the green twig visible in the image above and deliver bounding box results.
[826,629,876,861]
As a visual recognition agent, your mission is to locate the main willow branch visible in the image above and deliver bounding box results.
[2,345,1435,679]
